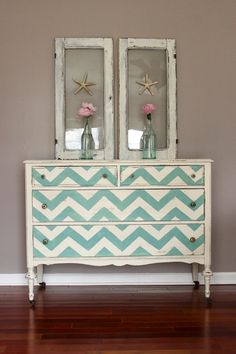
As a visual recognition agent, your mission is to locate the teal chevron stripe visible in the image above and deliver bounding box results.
[157,207,204,221]
[33,206,120,222]
[96,248,115,257]
[132,247,152,256]
[33,249,45,257]
[33,224,204,258]
[121,169,158,185]
[91,208,120,222]
[166,247,183,256]
[32,167,117,186]
[192,166,204,172]
[120,166,204,186]
[58,247,81,257]
[44,166,55,172]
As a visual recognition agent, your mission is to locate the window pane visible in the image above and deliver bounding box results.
[65,48,104,150]
[127,49,167,150]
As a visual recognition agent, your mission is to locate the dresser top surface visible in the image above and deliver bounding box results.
[24,159,213,166]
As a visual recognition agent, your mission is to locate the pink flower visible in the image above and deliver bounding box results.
[78,102,96,117]
[142,103,156,115]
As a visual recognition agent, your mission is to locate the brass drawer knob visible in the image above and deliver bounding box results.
[190,201,196,208]
[43,238,49,245]
[42,203,47,209]
[190,237,196,243]
[102,173,108,179]
[41,174,46,179]
[191,173,196,179]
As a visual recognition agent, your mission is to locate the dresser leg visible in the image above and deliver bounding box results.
[36,264,46,289]
[192,263,199,289]
[26,267,36,303]
[203,267,213,299]
[37,264,43,283]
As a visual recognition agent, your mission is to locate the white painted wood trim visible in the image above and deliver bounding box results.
[118,38,128,160]
[167,39,177,159]
[24,159,213,165]
[128,38,168,49]
[204,162,212,271]
[25,164,33,270]
[55,38,65,158]
[55,38,114,160]
[64,38,107,48]
[118,38,177,160]
[31,256,205,267]
[103,38,114,160]
[1,272,236,286]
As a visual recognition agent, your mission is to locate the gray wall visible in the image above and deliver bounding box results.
[0,0,236,274]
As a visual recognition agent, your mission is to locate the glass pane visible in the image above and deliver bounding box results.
[65,48,104,150]
[127,49,167,150]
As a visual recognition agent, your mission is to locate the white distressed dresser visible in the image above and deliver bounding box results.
[24,159,212,304]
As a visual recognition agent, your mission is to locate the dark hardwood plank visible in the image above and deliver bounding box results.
[0,285,236,353]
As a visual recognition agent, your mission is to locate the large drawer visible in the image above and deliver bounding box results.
[32,166,118,187]
[33,224,204,258]
[32,189,205,222]
[120,165,204,186]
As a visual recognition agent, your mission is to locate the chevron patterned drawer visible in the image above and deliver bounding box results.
[33,224,204,258]
[32,166,118,187]
[32,189,204,222]
[120,165,204,186]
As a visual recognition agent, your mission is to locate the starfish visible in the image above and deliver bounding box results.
[136,73,158,96]
[73,72,96,96]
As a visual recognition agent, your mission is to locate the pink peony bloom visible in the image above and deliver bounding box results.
[142,103,156,115]
[78,102,97,117]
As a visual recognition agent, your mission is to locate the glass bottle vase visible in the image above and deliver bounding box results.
[80,117,95,160]
[140,119,157,159]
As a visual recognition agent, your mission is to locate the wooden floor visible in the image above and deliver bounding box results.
[0,285,236,353]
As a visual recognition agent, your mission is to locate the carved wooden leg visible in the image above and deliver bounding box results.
[203,266,213,300]
[26,267,36,304]
[192,263,199,289]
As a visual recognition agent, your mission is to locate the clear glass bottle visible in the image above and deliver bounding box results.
[80,117,95,160]
[140,118,157,159]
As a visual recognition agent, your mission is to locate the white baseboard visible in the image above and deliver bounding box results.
[0,272,236,286]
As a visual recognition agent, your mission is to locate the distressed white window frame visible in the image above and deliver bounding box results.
[119,38,177,160]
[55,38,114,160]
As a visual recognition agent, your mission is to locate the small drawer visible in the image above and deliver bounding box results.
[120,165,205,187]
[33,224,204,258]
[32,166,118,187]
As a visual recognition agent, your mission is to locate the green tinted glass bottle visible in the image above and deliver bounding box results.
[140,114,157,159]
[80,117,95,160]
